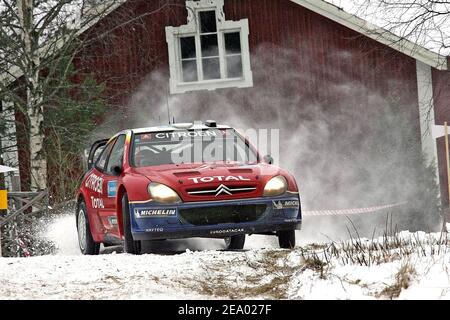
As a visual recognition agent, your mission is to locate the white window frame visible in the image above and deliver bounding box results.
[166,0,253,94]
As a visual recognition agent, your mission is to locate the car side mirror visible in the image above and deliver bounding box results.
[263,154,274,165]
[112,165,122,176]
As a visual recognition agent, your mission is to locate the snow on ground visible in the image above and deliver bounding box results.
[1,215,450,300]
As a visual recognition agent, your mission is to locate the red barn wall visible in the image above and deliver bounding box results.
[74,0,187,109]
[76,0,420,118]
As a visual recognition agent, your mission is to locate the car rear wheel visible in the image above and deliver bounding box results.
[76,200,100,255]
[224,234,246,250]
[122,193,141,255]
[278,230,296,249]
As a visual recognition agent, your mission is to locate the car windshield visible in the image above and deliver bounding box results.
[131,129,258,167]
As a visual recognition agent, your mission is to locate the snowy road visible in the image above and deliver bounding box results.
[1,244,450,300]
[1,215,450,300]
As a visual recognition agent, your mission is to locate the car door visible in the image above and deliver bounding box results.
[85,138,116,235]
[98,134,126,234]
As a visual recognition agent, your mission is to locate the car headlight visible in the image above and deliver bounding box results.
[263,176,288,197]
[148,182,181,204]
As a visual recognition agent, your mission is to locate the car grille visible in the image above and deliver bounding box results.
[179,204,267,226]
[186,184,257,197]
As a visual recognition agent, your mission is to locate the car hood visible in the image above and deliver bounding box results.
[132,162,282,202]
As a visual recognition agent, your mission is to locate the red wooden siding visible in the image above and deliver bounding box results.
[74,0,187,110]
[75,0,420,119]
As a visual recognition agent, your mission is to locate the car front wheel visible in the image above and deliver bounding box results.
[224,234,246,250]
[76,200,100,255]
[122,193,141,255]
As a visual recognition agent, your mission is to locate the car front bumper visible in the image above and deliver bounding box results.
[129,195,301,241]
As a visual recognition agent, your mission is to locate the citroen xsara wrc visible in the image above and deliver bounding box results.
[76,121,301,254]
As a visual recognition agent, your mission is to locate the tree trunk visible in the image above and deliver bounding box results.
[17,0,47,191]
[28,105,46,191]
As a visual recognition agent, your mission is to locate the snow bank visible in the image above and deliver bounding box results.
[1,226,450,299]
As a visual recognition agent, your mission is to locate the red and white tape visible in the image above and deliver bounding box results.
[17,238,31,257]
[303,202,407,217]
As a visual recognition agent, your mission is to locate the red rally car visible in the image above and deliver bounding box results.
[76,121,301,254]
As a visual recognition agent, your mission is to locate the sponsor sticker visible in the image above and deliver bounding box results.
[154,131,217,140]
[107,180,118,198]
[210,228,244,235]
[189,175,251,184]
[134,208,177,218]
[146,228,164,232]
[90,196,105,209]
[85,173,103,194]
[272,200,300,210]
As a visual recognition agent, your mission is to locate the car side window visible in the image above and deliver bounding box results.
[95,138,116,172]
[93,146,105,164]
[105,135,126,175]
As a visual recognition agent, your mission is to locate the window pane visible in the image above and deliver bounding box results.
[93,146,105,164]
[224,32,241,54]
[180,37,196,59]
[201,34,218,57]
[226,55,243,78]
[202,58,220,80]
[199,11,217,33]
[182,60,198,82]
[96,139,116,171]
[106,135,126,175]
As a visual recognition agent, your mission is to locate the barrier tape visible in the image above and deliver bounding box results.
[303,202,407,217]
[16,238,31,257]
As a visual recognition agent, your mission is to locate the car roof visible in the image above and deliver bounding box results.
[110,123,232,140]
[131,123,231,134]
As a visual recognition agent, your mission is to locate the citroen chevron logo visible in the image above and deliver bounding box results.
[188,184,257,197]
[214,184,232,197]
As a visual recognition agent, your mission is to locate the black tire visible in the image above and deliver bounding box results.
[122,193,141,255]
[76,200,100,255]
[278,230,296,249]
[224,234,246,250]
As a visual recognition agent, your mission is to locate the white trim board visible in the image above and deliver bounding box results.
[416,60,440,186]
